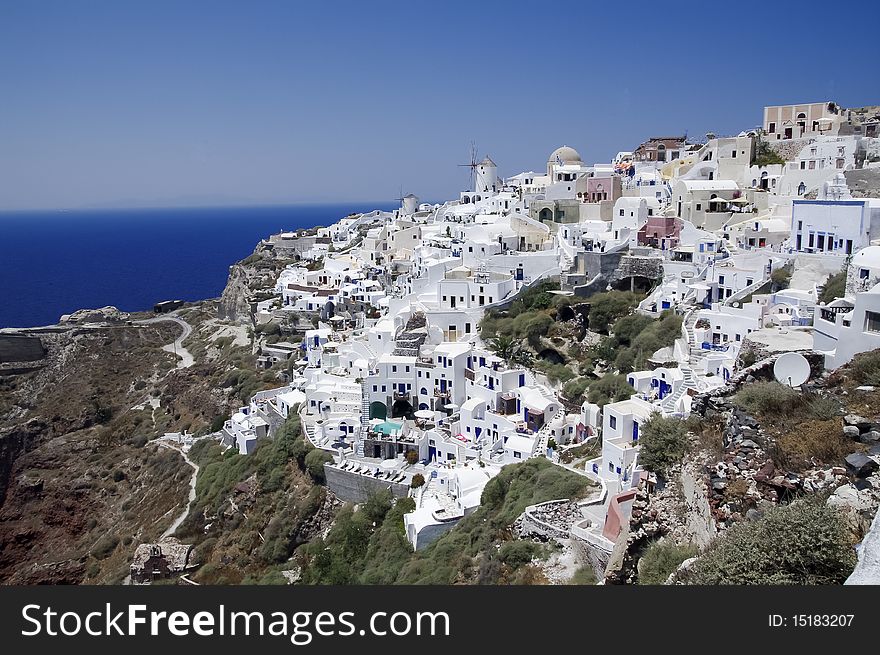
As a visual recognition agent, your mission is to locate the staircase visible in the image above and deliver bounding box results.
[660,365,697,414]
[722,277,769,307]
[358,380,369,457]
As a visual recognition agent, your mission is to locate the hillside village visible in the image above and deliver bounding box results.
[195,100,880,583]
[4,100,880,585]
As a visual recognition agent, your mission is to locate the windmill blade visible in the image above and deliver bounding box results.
[457,141,479,191]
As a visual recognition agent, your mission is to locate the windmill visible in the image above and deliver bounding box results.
[392,184,405,207]
[458,142,479,192]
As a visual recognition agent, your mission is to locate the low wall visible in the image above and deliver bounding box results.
[324,465,410,503]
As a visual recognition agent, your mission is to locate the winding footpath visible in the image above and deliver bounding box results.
[158,441,199,539]
[136,313,194,369]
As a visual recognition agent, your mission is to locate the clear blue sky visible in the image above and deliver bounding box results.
[0,0,875,210]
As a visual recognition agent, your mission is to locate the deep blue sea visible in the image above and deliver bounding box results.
[0,204,395,328]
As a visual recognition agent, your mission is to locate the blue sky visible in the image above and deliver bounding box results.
[0,0,875,210]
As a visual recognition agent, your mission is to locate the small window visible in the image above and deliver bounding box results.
[865,311,880,334]
[609,415,617,430]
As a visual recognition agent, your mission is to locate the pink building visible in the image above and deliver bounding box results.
[638,215,681,250]
[579,174,622,204]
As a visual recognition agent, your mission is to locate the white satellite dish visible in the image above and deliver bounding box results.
[773,352,810,388]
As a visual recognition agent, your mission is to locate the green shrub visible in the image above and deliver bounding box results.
[849,349,880,385]
[209,414,227,433]
[770,268,791,290]
[587,374,634,406]
[637,415,688,476]
[681,497,856,584]
[733,381,802,417]
[562,377,590,403]
[534,360,575,384]
[304,449,333,483]
[498,540,541,567]
[569,565,597,585]
[612,313,654,346]
[587,291,642,333]
[638,540,698,584]
[92,534,120,560]
[819,269,847,304]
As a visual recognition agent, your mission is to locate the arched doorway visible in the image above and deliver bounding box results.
[539,208,553,223]
[369,402,387,420]
[391,398,415,420]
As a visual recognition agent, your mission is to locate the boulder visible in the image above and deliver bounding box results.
[859,430,880,444]
[844,425,862,439]
[845,453,879,477]
[60,306,130,324]
[844,415,873,432]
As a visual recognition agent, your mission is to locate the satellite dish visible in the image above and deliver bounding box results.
[773,352,810,388]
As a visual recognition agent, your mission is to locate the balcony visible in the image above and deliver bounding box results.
[433,388,451,399]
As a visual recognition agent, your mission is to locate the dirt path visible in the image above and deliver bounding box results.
[136,313,194,368]
[158,442,199,539]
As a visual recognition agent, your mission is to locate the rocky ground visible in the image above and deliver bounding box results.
[608,355,880,584]
[0,306,263,584]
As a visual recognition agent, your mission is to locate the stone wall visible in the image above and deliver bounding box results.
[570,250,626,297]
[845,168,880,199]
[324,465,409,503]
[0,335,46,364]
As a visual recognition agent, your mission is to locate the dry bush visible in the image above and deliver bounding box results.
[771,419,860,472]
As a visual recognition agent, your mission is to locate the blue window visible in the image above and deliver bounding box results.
[609,415,617,430]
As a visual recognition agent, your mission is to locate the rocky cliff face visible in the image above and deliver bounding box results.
[0,323,197,583]
[217,243,291,322]
[218,260,256,322]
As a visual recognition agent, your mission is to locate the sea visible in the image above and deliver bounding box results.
[0,203,396,328]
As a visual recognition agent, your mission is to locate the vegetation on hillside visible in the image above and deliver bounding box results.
[679,497,856,585]
[395,458,594,584]
[180,411,337,583]
[637,540,698,585]
[637,415,689,476]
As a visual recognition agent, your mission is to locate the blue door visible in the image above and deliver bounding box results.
[632,421,639,441]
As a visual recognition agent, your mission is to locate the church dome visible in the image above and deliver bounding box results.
[851,245,880,270]
[548,145,582,163]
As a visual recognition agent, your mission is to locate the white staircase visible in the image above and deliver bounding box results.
[660,365,697,413]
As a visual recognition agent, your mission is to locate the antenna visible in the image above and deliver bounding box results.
[457,141,479,191]
[773,352,810,388]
